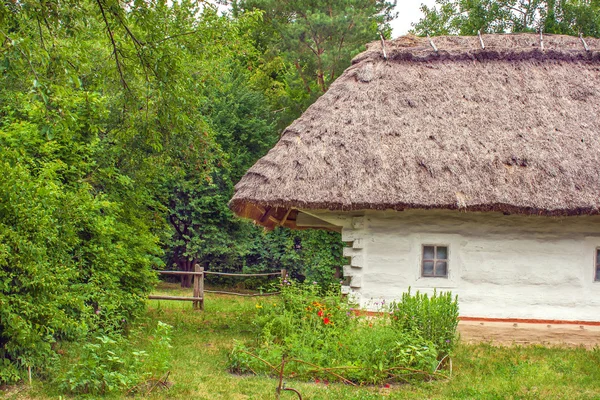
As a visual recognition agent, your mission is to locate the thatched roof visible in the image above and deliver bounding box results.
[230,33,600,229]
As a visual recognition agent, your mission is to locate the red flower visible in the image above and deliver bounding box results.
[323,317,331,325]
[317,310,323,317]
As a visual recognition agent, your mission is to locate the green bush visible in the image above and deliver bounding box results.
[390,289,459,358]
[228,281,455,385]
[0,125,159,383]
[58,321,172,395]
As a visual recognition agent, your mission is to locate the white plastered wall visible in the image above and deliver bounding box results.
[305,209,600,322]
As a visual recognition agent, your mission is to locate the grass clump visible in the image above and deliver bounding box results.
[228,281,458,385]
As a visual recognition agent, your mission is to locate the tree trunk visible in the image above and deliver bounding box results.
[180,259,193,288]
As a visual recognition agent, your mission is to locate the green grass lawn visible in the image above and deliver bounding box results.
[6,283,600,399]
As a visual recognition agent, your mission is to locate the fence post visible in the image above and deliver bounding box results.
[281,269,287,284]
[193,264,204,310]
[199,266,204,310]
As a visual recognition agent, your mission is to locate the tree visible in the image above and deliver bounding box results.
[159,14,282,286]
[412,0,600,37]
[234,0,396,125]
[0,0,232,381]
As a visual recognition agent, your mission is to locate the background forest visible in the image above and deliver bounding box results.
[2,0,600,387]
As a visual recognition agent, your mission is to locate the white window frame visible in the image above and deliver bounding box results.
[594,247,600,283]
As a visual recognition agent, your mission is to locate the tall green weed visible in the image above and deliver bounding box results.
[391,289,459,358]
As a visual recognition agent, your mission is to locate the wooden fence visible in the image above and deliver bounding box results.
[148,265,287,310]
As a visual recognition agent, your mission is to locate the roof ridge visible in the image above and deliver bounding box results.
[353,33,600,64]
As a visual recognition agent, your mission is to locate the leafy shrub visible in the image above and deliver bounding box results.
[0,89,159,383]
[390,288,459,358]
[59,321,172,395]
[228,281,453,385]
[0,358,21,385]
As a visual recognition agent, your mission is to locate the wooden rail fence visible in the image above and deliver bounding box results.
[148,265,287,310]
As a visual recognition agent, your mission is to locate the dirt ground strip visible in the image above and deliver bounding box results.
[458,320,600,348]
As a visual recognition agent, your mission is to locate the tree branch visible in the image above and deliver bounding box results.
[330,21,354,81]
[155,30,199,44]
[0,29,40,81]
[294,60,312,94]
[95,0,129,90]
[169,214,185,237]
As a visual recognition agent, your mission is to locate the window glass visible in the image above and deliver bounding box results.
[436,246,448,259]
[423,261,434,276]
[435,261,447,276]
[423,246,435,260]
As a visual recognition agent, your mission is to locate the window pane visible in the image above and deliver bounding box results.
[596,265,600,282]
[423,246,434,259]
[435,261,447,277]
[423,261,434,276]
[596,249,600,265]
[436,246,448,260]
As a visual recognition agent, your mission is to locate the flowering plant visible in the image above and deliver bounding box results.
[229,280,456,385]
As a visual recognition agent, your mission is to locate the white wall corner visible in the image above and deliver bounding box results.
[342,228,362,242]
[343,242,365,268]
[342,265,355,276]
[352,238,364,249]
[350,275,362,288]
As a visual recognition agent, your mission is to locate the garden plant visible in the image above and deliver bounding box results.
[229,281,459,385]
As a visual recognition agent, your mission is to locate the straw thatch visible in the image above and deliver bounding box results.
[230,34,600,228]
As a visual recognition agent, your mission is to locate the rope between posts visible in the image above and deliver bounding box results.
[203,271,282,277]
[204,290,280,297]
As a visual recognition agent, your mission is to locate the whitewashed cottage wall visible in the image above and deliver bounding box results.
[308,210,600,322]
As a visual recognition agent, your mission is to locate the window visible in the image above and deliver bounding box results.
[422,245,448,278]
[596,249,600,282]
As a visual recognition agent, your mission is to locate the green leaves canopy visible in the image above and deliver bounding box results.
[0,0,262,381]
[413,0,600,37]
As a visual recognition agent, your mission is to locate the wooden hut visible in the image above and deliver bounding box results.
[230,34,600,323]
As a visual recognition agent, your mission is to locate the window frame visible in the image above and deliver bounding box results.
[595,248,600,282]
[421,244,449,278]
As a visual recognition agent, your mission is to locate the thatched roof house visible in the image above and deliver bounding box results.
[231,34,600,324]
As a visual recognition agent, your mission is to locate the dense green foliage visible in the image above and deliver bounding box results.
[0,0,168,379]
[237,228,345,286]
[234,0,397,126]
[0,0,392,386]
[0,0,256,383]
[228,282,457,385]
[413,0,600,37]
